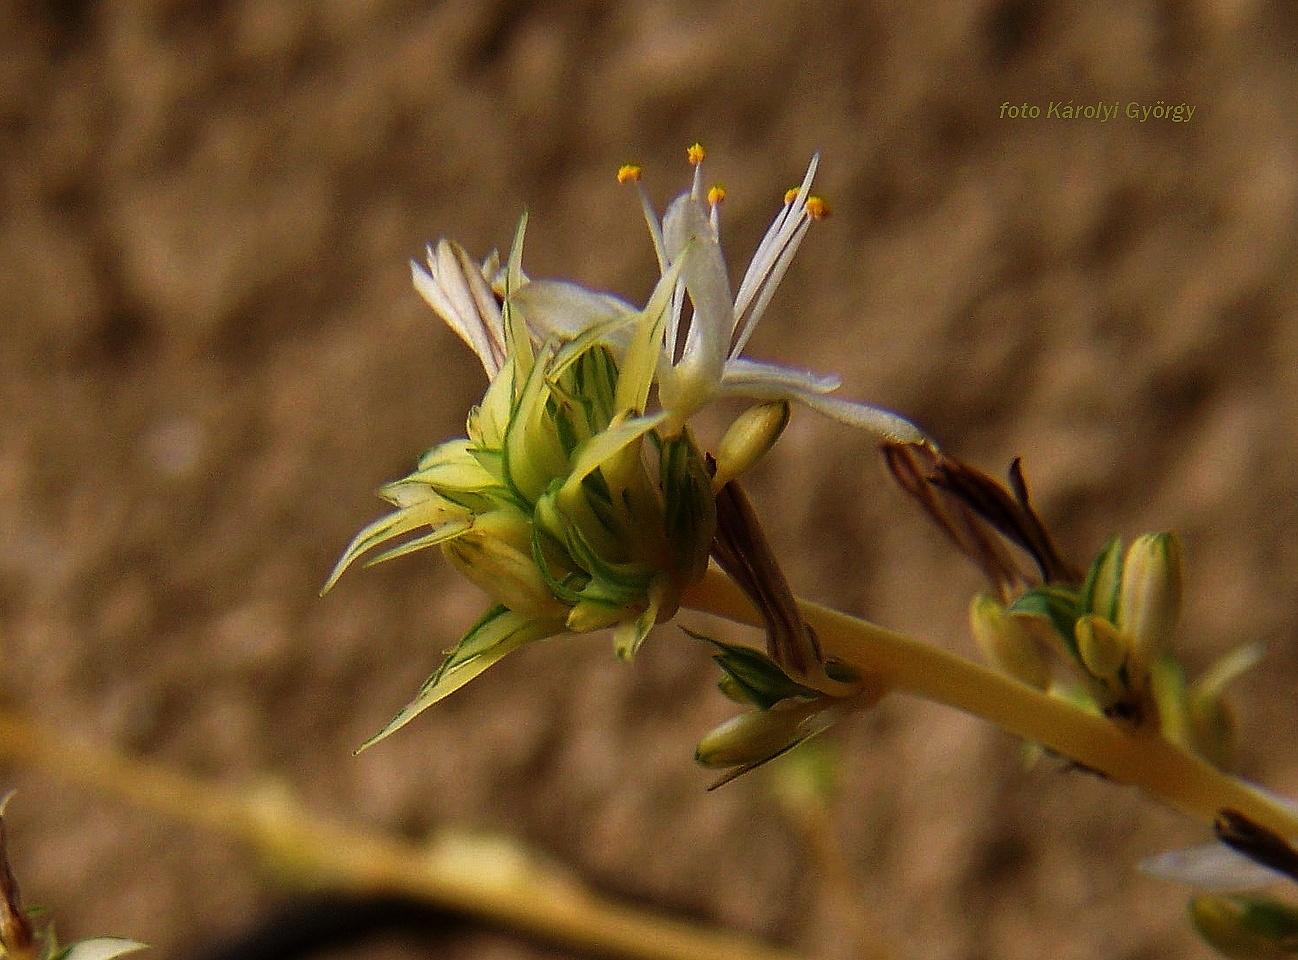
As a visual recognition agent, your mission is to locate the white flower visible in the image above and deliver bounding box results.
[520,146,927,442]
[411,146,929,445]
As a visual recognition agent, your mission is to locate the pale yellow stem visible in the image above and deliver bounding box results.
[684,566,1298,840]
[0,710,803,960]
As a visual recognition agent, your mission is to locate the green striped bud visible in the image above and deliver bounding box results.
[970,594,1050,690]
[711,400,791,490]
[443,507,568,620]
[1117,532,1184,664]
[1074,614,1130,682]
[1081,536,1123,621]
[696,698,851,771]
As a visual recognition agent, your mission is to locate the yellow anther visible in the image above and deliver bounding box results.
[617,164,642,184]
[805,196,832,219]
[687,142,706,165]
[783,187,799,205]
[707,185,726,206]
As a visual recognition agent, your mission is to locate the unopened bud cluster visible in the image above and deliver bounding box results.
[689,634,877,787]
[970,532,1258,769]
[324,261,721,744]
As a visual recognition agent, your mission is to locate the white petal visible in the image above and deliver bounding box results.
[509,279,637,340]
[717,368,926,444]
[412,240,506,377]
[722,356,841,393]
[449,242,508,370]
[1140,842,1292,891]
[789,392,927,443]
[59,940,148,960]
[663,194,733,414]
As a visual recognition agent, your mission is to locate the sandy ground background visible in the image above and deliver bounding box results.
[3,1,1298,958]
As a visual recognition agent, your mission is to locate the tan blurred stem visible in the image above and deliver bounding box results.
[778,791,897,960]
[685,565,1298,841]
[0,710,802,960]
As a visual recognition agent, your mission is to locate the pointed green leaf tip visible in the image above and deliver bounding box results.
[357,606,565,753]
[682,627,822,709]
[1007,585,1081,657]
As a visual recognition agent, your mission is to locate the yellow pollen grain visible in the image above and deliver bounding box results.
[805,196,832,219]
[617,164,642,183]
[687,142,706,165]
[707,185,726,205]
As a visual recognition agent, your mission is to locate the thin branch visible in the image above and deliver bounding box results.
[683,565,1298,841]
[0,710,804,960]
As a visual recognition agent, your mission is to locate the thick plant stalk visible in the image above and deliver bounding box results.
[0,710,804,960]
[684,565,1298,841]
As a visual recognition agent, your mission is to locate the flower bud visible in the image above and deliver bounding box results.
[1117,532,1183,664]
[696,706,809,770]
[1081,536,1123,621]
[711,400,791,490]
[443,508,568,619]
[1006,585,1082,655]
[696,698,844,770]
[970,594,1050,690]
[1189,895,1298,959]
[1074,614,1130,682]
[567,597,630,634]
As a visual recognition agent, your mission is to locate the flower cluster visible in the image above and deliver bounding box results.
[885,444,1257,769]
[324,216,717,747]
[324,146,924,747]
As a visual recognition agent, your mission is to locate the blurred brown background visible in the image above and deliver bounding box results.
[3,0,1298,958]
